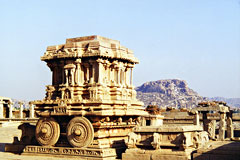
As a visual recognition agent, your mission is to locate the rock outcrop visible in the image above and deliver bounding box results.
[136,79,207,108]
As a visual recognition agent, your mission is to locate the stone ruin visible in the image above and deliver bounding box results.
[8,35,148,159]
[0,97,35,120]
[4,36,240,160]
[194,101,234,140]
[0,97,12,119]
[123,105,209,160]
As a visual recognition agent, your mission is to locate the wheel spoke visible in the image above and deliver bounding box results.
[66,117,94,148]
[35,117,60,146]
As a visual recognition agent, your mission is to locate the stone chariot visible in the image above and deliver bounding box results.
[31,35,148,149]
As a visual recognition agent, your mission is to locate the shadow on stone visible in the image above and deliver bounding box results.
[0,143,6,152]
[192,141,240,160]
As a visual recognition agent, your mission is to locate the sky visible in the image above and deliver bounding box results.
[0,0,239,101]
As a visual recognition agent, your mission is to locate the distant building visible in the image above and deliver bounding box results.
[0,96,12,118]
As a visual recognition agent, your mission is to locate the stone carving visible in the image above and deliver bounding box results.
[122,105,211,160]
[23,145,116,157]
[66,117,94,148]
[151,133,161,149]
[30,35,148,149]
[207,120,216,139]
[126,132,141,148]
[46,85,55,100]
[35,117,60,146]
[195,101,233,140]
[227,111,234,139]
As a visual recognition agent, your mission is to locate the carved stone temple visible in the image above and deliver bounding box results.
[25,35,148,159]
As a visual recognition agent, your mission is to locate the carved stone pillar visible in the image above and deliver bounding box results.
[29,102,35,118]
[121,69,125,85]
[70,68,75,86]
[19,102,23,119]
[0,100,4,118]
[75,59,82,85]
[97,58,104,84]
[193,111,200,126]
[90,61,96,83]
[130,68,133,86]
[112,61,118,85]
[202,111,208,132]
[65,69,69,86]
[8,101,13,119]
[117,67,120,85]
[60,60,65,84]
[227,111,233,139]
[52,63,58,85]
[111,66,115,84]
[105,63,111,85]
[84,63,90,83]
[208,120,216,139]
[123,67,127,87]
[125,67,130,86]
[218,112,226,141]
[114,67,119,86]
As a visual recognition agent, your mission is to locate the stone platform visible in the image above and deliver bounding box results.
[6,145,120,160]
[122,148,192,160]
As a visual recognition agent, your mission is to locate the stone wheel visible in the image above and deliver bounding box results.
[35,117,60,146]
[66,117,94,148]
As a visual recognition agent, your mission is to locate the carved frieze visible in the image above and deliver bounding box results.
[23,146,116,157]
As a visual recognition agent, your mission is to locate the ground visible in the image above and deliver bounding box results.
[0,123,74,160]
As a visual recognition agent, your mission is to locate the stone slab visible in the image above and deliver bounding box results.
[152,154,188,160]
[123,148,191,160]
[21,145,117,158]
[134,125,203,132]
[122,153,151,160]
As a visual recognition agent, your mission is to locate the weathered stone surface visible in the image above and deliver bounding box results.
[123,149,191,160]
[22,145,117,158]
[122,153,151,160]
[152,154,188,160]
[134,125,203,132]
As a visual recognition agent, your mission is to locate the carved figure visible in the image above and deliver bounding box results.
[126,132,141,148]
[151,133,161,149]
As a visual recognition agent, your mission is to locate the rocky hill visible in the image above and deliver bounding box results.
[136,79,207,108]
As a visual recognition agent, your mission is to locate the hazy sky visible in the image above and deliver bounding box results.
[0,0,239,101]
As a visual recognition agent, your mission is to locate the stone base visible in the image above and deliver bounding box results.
[122,148,193,160]
[5,145,121,160]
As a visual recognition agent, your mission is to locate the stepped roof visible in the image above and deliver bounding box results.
[41,35,139,63]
